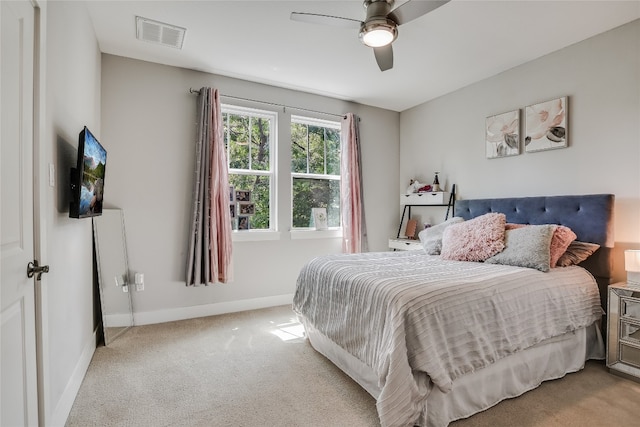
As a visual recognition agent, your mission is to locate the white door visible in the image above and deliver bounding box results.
[1,1,39,426]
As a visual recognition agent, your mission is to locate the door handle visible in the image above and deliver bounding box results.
[27,260,50,280]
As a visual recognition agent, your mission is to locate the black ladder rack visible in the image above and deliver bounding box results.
[396,184,456,239]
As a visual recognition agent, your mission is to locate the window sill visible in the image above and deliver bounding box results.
[230,229,343,242]
[232,230,282,242]
[290,229,342,240]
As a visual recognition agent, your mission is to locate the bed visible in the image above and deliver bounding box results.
[293,194,614,427]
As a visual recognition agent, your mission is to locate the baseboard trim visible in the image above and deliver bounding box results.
[133,293,295,326]
[51,328,97,427]
[104,312,133,327]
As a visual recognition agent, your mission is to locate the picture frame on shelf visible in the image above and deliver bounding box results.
[238,215,250,230]
[405,219,418,239]
[238,202,255,215]
[312,207,328,231]
[235,189,251,202]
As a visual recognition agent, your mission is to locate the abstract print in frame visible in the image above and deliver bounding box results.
[525,96,568,152]
[485,109,520,159]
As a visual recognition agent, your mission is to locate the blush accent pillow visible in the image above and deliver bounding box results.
[485,225,556,272]
[549,226,577,267]
[505,223,577,268]
[505,223,527,230]
[418,217,465,255]
[556,241,600,267]
[440,213,506,262]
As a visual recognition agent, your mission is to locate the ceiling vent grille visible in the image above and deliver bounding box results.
[136,16,186,49]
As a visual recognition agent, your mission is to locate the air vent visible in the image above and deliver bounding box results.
[136,16,186,49]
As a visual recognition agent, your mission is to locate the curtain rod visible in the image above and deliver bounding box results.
[189,88,353,120]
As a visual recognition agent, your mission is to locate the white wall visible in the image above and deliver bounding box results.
[100,55,400,322]
[400,19,640,282]
[41,1,102,424]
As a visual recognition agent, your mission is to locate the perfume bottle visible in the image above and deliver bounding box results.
[432,172,441,192]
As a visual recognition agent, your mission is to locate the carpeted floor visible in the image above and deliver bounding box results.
[66,305,640,427]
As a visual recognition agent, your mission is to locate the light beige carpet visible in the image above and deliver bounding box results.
[66,305,640,427]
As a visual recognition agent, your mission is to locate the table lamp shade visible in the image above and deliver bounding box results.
[625,250,640,285]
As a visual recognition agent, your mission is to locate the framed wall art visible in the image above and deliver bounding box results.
[525,96,568,153]
[485,109,520,159]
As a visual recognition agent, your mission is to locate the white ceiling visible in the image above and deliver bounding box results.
[85,0,640,112]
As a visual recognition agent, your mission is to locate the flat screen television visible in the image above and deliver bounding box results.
[69,126,107,218]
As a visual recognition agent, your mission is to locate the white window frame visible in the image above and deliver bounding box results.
[223,104,278,238]
[290,115,341,231]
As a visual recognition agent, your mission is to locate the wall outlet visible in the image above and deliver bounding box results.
[136,283,144,291]
[135,272,144,291]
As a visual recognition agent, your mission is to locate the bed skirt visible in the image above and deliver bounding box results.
[301,317,605,427]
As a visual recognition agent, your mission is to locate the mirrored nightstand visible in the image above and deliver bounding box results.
[607,282,640,383]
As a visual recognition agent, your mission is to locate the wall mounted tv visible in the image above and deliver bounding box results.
[69,126,107,218]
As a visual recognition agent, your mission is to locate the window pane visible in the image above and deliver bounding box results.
[308,126,325,174]
[291,123,308,173]
[292,178,340,228]
[251,117,270,171]
[326,128,340,175]
[229,174,270,230]
[228,114,249,169]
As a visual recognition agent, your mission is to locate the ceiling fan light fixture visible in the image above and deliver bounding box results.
[359,19,397,48]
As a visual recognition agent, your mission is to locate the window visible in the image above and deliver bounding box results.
[291,116,341,229]
[223,106,276,231]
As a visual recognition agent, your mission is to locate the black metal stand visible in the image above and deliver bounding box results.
[396,184,456,239]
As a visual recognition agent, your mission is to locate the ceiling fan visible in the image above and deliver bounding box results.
[290,0,450,72]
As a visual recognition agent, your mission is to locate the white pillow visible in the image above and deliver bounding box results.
[418,217,465,255]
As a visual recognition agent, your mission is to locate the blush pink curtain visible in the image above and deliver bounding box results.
[186,87,233,285]
[340,113,368,253]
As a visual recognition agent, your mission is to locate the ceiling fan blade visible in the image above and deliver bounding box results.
[373,45,393,71]
[290,12,362,29]
[388,0,450,26]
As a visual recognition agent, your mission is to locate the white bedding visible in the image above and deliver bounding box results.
[292,251,603,427]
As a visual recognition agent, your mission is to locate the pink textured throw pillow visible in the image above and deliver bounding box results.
[441,213,506,262]
[550,226,577,267]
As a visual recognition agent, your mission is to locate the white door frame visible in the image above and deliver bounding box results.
[32,1,49,425]
[1,0,41,425]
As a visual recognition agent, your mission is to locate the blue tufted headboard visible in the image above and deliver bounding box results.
[455,194,614,309]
